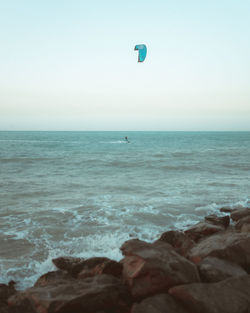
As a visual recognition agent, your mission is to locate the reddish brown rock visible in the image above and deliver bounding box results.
[219,207,234,213]
[52,256,118,278]
[235,215,250,232]
[198,256,247,282]
[131,293,188,313]
[34,271,74,287]
[156,231,194,257]
[120,239,200,299]
[184,221,224,242]
[52,256,84,274]
[77,259,123,279]
[188,232,250,271]
[231,208,250,221]
[204,214,230,228]
[169,275,250,313]
[0,282,16,313]
[8,274,132,313]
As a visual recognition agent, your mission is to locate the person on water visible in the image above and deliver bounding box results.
[125,136,129,143]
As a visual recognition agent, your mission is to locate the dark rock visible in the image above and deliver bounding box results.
[169,275,250,313]
[120,239,200,299]
[52,256,84,273]
[235,215,250,232]
[184,221,224,242]
[156,231,194,257]
[52,256,117,278]
[131,293,189,313]
[240,223,250,232]
[34,270,74,287]
[204,214,230,228]
[8,274,132,313]
[71,257,111,277]
[198,256,247,282]
[231,208,250,221]
[77,259,123,279]
[188,232,250,271]
[0,282,16,313]
[219,207,234,213]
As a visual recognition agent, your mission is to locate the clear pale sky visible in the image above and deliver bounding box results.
[0,0,249,130]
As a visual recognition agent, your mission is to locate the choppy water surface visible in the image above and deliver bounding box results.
[0,131,250,289]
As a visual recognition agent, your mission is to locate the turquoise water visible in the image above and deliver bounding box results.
[0,131,250,288]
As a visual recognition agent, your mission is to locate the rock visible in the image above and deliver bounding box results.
[0,282,16,313]
[169,275,250,313]
[34,271,74,287]
[8,274,132,313]
[204,214,230,228]
[184,221,224,242]
[241,223,250,232]
[120,239,200,299]
[188,232,250,271]
[156,231,194,257]
[198,256,247,282]
[131,293,188,313]
[52,256,117,278]
[219,207,234,213]
[52,256,84,273]
[77,259,123,279]
[235,215,250,232]
[231,208,250,221]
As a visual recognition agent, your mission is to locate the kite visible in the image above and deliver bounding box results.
[134,44,147,62]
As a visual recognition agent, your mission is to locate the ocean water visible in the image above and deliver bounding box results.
[0,131,250,289]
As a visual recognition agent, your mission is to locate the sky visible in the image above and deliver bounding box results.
[0,0,250,131]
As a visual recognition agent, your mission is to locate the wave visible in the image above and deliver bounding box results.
[0,157,52,163]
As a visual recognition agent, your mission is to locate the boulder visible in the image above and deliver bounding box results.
[52,256,84,274]
[184,221,224,242]
[34,271,74,287]
[241,223,250,232]
[77,259,123,279]
[8,274,132,313]
[235,215,250,232]
[188,232,250,271]
[198,256,247,282]
[204,214,230,228]
[156,231,194,257]
[131,293,188,313]
[219,207,234,213]
[0,282,16,313]
[120,239,200,299]
[52,256,118,278]
[169,275,250,313]
[231,208,250,221]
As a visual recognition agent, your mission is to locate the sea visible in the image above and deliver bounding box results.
[0,131,250,289]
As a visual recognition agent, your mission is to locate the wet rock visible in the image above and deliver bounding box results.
[198,256,247,282]
[235,215,250,232]
[188,232,250,271]
[52,256,117,278]
[219,207,234,213]
[77,259,123,279]
[184,221,224,242]
[34,270,74,287]
[169,275,250,313]
[204,214,230,228]
[131,293,188,313]
[120,239,200,299]
[52,256,84,274]
[8,274,132,313]
[0,282,16,313]
[240,223,250,232]
[156,231,194,257]
[231,208,250,221]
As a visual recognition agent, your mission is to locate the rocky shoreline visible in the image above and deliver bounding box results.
[1,207,250,313]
